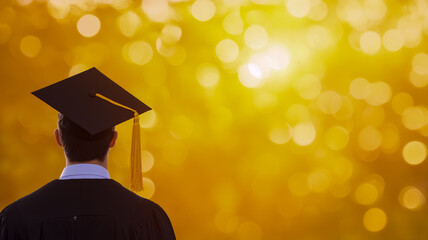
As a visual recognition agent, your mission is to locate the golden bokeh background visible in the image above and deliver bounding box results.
[1,0,428,239]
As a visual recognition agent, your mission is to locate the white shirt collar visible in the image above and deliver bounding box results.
[59,163,110,180]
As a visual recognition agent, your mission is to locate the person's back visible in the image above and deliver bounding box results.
[1,179,175,240]
[0,68,175,240]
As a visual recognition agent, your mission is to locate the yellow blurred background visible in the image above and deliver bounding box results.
[1,0,428,239]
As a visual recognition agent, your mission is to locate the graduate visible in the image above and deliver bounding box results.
[0,68,176,240]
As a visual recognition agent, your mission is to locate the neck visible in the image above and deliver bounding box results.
[66,158,108,169]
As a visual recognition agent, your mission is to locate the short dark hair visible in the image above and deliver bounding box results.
[58,113,115,162]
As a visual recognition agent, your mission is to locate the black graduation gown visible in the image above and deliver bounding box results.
[0,179,175,240]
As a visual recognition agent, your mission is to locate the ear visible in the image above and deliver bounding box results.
[54,129,63,147]
[110,131,118,148]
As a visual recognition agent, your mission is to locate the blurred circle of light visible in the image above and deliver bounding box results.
[409,70,428,88]
[307,170,330,193]
[380,124,400,153]
[69,64,89,77]
[215,209,240,233]
[401,106,427,130]
[156,38,176,57]
[140,110,157,129]
[342,7,366,31]
[244,25,269,50]
[128,41,153,65]
[196,63,220,89]
[399,186,425,211]
[20,35,41,58]
[138,177,155,199]
[141,150,154,172]
[317,91,342,115]
[248,63,262,79]
[142,0,169,22]
[306,25,333,50]
[216,39,239,63]
[334,96,354,120]
[238,64,264,88]
[325,126,349,150]
[223,11,243,35]
[294,74,321,100]
[292,122,316,146]
[112,0,132,10]
[402,141,427,165]
[360,31,381,55]
[365,82,391,106]
[398,17,423,48]
[161,24,182,44]
[247,54,272,79]
[265,44,290,70]
[288,172,311,196]
[363,208,387,232]
[237,221,262,240]
[77,14,101,38]
[117,11,142,38]
[412,53,428,75]
[331,183,352,198]
[269,124,292,144]
[358,126,382,151]
[331,157,353,183]
[382,29,404,52]
[0,24,12,44]
[191,0,216,22]
[355,183,378,205]
[391,92,413,115]
[16,0,32,6]
[47,2,70,19]
[286,0,311,18]
[308,1,328,21]
[349,77,370,100]
[364,0,387,20]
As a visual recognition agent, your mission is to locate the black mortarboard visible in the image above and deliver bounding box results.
[32,67,150,192]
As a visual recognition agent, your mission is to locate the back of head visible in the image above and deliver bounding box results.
[58,113,114,162]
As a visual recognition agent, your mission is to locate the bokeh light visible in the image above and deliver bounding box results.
[196,63,220,89]
[223,11,243,35]
[382,29,404,52]
[294,74,322,100]
[20,35,41,58]
[292,122,316,146]
[128,41,153,65]
[402,141,427,165]
[360,31,381,55]
[287,0,311,18]
[355,182,378,205]
[216,39,239,63]
[363,208,387,232]
[77,14,101,38]
[358,126,382,151]
[191,0,216,22]
[117,11,142,38]
[244,25,268,50]
[399,186,425,211]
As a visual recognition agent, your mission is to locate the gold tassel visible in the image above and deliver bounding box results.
[130,112,143,192]
[93,93,143,192]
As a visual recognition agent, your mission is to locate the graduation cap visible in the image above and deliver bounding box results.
[32,67,151,192]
